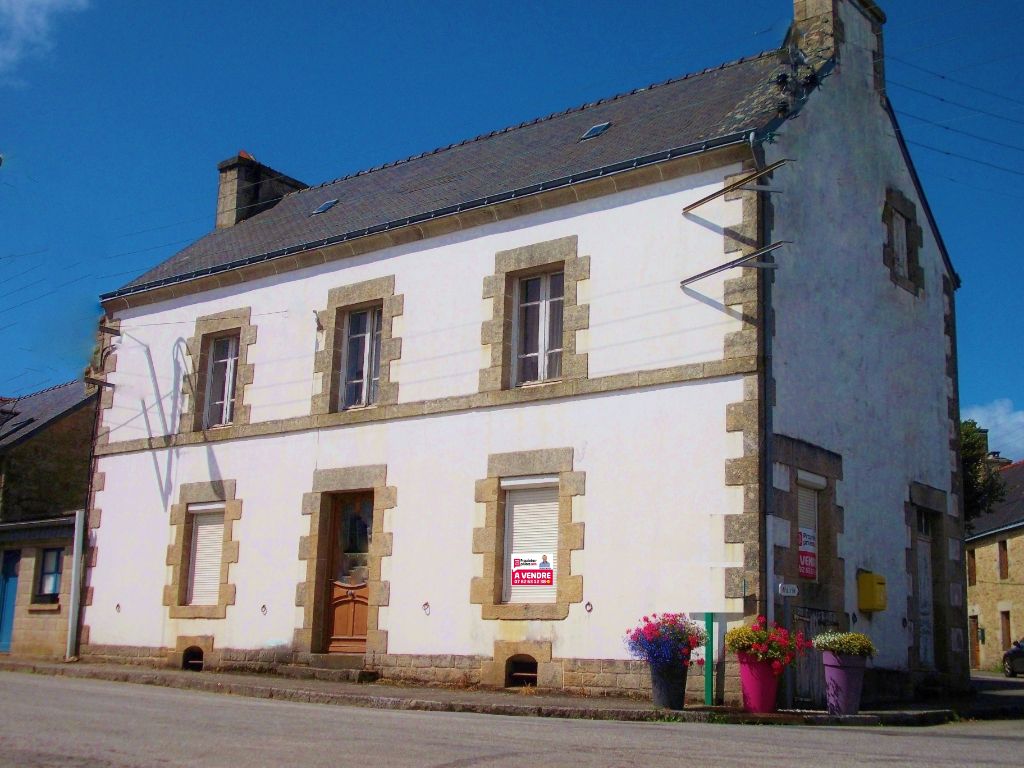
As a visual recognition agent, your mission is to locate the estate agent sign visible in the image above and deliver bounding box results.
[511,553,554,586]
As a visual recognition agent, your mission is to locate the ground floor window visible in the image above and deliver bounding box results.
[501,477,559,604]
[187,504,225,606]
[34,548,63,604]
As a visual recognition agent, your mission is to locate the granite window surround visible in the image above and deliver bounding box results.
[311,276,404,415]
[479,236,590,393]
[882,188,925,296]
[163,480,241,620]
[471,448,585,621]
[180,309,257,434]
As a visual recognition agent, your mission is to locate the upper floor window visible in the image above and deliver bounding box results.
[342,305,383,409]
[883,188,924,295]
[203,334,239,428]
[999,540,1009,580]
[514,272,563,385]
[891,210,909,279]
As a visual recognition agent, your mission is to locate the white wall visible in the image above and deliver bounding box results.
[88,378,746,659]
[102,168,746,442]
[768,2,956,669]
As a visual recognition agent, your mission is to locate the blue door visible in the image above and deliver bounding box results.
[0,550,20,652]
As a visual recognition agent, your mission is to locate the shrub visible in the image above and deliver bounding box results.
[812,631,876,657]
[724,615,812,676]
[626,612,707,668]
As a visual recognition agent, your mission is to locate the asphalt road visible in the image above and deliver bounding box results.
[0,672,1020,768]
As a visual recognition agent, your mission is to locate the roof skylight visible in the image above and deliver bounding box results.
[310,199,339,216]
[579,122,611,141]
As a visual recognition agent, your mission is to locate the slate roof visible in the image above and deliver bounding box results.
[107,50,789,298]
[968,461,1024,540]
[0,381,95,452]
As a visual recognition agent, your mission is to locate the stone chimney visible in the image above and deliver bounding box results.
[790,1,886,73]
[216,151,307,229]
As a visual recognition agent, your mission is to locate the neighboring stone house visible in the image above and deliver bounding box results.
[967,461,1024,670]
[0,381,95,657]
[83,0,967,703]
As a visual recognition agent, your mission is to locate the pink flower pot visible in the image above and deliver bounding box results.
[738,652,780,713]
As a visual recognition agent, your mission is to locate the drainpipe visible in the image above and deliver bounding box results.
[70,337,111,660]
[65,507,85,660]
[751,131,777,626]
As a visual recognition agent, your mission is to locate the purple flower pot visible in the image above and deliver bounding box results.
[650,662,688,709]
[822,651,867,715]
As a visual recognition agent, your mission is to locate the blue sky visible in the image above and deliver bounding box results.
[2,0,1022,458]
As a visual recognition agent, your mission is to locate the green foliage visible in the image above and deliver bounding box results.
[812,631,876,657]
[961,419,1007,526]
[723,616,811,674]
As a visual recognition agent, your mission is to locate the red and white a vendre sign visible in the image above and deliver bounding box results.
[511,553,554,586]
[798,528,817,580]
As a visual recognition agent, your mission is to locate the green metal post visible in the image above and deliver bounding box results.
[704,612,713,706]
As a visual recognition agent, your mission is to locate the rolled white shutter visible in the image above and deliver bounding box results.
[505,487,559,604]
[188,511,224,606]
[797,486,817,533]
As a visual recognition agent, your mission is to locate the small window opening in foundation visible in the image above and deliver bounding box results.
[182,646,205,672]
[505,654,538,687]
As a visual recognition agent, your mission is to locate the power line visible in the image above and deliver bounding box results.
[0,261,45,286]
[888,79,1024,127]
[888,55,1024,109]
[896,109,1024,155]
[935,174,1024,203]
[905,139,1024,177]
[945,51,1024,73]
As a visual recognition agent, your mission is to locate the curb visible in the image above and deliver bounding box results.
[0,660,958,726]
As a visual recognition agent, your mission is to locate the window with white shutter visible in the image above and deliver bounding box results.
[502,482,559,604]
[187,505,225,606]
[797,485,818,582]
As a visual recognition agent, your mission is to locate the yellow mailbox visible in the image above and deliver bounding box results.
[857,571,887,612]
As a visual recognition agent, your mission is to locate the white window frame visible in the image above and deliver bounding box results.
[499,475,560,604]
[186,502,225,607]
[202,334,239,428]
[340,305,383,409]
[35,547,63,603]
[511,271,564,386]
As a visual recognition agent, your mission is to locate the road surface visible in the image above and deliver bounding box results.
[0,672,1020,767]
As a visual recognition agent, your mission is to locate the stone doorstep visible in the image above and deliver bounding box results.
[0,658,968,727]
[302,653,369,671]
[277,665,379,684]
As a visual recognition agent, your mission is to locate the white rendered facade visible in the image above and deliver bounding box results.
[82,0,967,700]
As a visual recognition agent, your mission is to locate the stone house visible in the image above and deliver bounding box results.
[0,381,95,657]
[967,461,1024,670]
[82,0,966,703]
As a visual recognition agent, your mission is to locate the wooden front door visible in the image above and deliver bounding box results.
[969,615,980,669]
[324,493,373,654]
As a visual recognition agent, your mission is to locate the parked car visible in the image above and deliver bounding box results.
[1003,640,1024,677]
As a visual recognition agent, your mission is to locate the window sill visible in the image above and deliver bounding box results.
[169,604,227,620]
[28,602,61,613]
[339,404,380,413]
[515,379,563,389]
[481,602,569,621]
